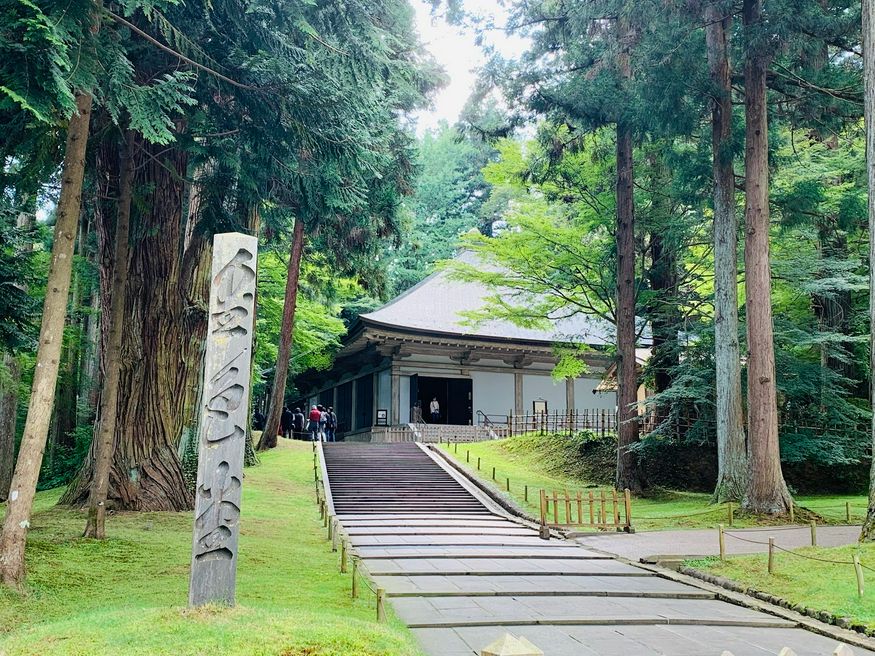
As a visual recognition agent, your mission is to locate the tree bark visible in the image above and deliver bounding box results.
[0,91,93,589]
[259,219,305,450]
[0,355,19,502]
[706,1,748,503]
[62,137,207,512]
[614,15,643,494]
[741,0,791,515]
[860,0,875,541]
[84,132,134,538]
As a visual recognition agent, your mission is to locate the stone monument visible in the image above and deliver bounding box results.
[188,232,257,607]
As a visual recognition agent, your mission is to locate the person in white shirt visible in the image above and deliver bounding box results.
[429,397,440,423]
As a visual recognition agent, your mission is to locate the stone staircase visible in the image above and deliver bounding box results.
[321,442,489,515]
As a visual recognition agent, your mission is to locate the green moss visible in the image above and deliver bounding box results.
[438,438,867,531]
[0,442,421,656]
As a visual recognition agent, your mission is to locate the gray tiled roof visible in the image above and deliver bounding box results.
[361,251,613,346]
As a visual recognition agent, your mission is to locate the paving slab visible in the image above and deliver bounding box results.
[363,557,648,576]
[392,594,795,628]
[413,624,875,656]
[375,573,715,597]
[576,525,865,561]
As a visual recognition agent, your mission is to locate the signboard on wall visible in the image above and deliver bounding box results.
[533,399,548,416]
[376,409,388,426]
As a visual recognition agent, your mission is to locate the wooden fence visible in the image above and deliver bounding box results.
[478,410,621,437]
[539,488,632,532]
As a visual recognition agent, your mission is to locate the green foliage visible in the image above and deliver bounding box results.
[0,208,43,351]
[386,123,496,295]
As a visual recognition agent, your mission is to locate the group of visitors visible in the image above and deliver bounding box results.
[279,404,338,442]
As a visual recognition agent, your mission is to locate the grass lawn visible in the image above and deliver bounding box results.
[0,440,421,656]
[688,545,875,630]
[437,438,867,531]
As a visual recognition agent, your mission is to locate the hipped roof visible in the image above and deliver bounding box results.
[360,251,613,347]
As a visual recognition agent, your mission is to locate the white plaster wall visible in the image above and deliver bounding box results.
[376,369,391,416]
[471,371,515,418]
[523,374,567,413]
[399,375,411,423]
[574,377,617,411]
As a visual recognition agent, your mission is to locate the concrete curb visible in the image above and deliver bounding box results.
[630,560,875,653]
[425,443,567,539]
[680,564,875,642]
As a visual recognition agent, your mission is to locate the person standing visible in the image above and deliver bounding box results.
[307,405,322,441]
[430,397,440,423]
[325,406,338,442]
[280,405,293,439]
[292,407,305,440]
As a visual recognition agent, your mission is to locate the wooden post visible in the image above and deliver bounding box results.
[327,514,334,537]
[539,489,547,527]
[552,490,559,525]
[612,490,620,527]
[524,484,529,502]
[768,537,775,574]
[846,501,852,523]
[331,519,339,552]
[599,490,607,528]
[454,442,458,453]
[351,557,358,598]
[810,520,817,547]
[340,539,348,573]
[718,524,725,560]
[477,457,481,470]
[588,491,595,525]
[466,450,470,463]
[624,489,632,529]
[576,492,583,527]
[376,588,386,622]
[854,553,865,597]
[727,502,733,527]
[492,466,496,480]
[564,490,572,525]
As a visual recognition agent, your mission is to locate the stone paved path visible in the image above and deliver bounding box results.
[322,443,873,656]
[576,525,864,562]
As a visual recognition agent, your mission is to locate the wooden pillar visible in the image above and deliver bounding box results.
[565,377,574,412]
[514,372,524,415]
[391,369,400,425]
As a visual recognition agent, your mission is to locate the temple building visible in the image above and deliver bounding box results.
[294,252,619,440]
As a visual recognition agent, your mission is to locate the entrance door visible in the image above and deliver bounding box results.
[447,378,473,425]
[416,376,473,425]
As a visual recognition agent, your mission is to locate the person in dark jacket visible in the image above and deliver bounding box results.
[280,406,293,439]
[325,406,338,442]
[292,407,305,440]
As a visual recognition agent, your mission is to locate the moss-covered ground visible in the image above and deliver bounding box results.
[437,437,866,531]
[0,440,421,656]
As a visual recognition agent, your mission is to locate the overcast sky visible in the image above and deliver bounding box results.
[410,1,526,135]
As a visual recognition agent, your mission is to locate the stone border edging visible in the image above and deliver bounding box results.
[679,564,875,640]
[424,444,565,538]
[626,560,875,652]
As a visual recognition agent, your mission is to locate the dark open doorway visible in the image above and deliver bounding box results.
[416,376,472,425]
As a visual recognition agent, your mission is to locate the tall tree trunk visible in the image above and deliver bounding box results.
[0,91,93,589]
[614,15,643,494]
[259,219,305,450]
[0,355,19,502]
[62,137,207,511]
[741,0,791,515]
[860,0,875,541]
[706,1,748,502]
[84,132,134,539]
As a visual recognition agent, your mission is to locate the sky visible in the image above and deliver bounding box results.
[409,1,527,135]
